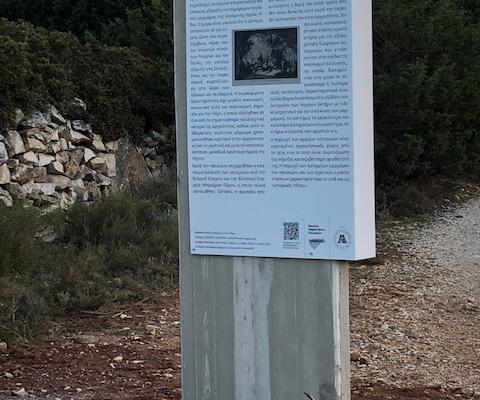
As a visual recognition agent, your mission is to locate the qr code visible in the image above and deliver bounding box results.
[284,222,299,241]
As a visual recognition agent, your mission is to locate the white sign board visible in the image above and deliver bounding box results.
[186,0,375,260]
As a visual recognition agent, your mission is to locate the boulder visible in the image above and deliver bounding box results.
[89,156,107,175]
[58,126,72,141]
[84,147,96,163]
[0,142,8,164]
[104,154,117,177]
[23,128,47,142]
[14,109,25,127]
[96,174,112,187]
[70,130,91,145]
[11,164,33,183]
[71,179,85,189]
[0,164,11,184]
[22,181,35,194]
[70,179,88,201]
[48,175,73,190]
[0,188,13,207]
[34,183,56,196]
[71,120,92,133]
[64,160,81,179]
[56,151,70,164]
[38,154,56,167]
[32,167,48,183]
[47,141,61,154]
[59,190,77,209]
[44,126,60,142]
[115,138,152,190]
[40,195,59,205]
[85,181,102,200]
[5,130,26,155]
[59,137,69,151]
[70,149,85,165]
[36,225,58,243]
[65,98,87,120]
[48,161,64,175]
[83,166,97,182]
[25,137,47,152]
[92,134,106,151]
[49,105,67,125]
[20,151,39,165]
[6,158,19,169]
[90,154,116,177]
[7,182,28,198]
[19,111,48,129]
[75,164,87,180]
[105,140,119,152]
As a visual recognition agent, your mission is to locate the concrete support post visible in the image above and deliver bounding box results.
[175,1,351,398]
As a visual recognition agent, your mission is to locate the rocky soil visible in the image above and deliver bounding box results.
[351,192,480,399]
[0,193,479,399]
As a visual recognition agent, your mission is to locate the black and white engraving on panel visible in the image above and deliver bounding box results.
[234,27,300,85]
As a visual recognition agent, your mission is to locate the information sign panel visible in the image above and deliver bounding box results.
[186,0,374,260]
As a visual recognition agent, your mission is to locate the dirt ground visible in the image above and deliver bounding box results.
[1,192,479,400]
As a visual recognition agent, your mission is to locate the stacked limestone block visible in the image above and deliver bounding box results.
[0,100,118,209]
[141,128,174,181]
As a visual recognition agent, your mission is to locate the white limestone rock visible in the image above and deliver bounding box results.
[20,151,39,165]
[71,120,92,133]
[47,161,65,175]
[0,163,11,184]
[92,133,106,151]
[19,111,48,129]
[49,105,67,125]
[5,130,26,155]
[25,137,47,152]
[70,130,91,145]
[84,147,96,163]
[0,142,8,164]
[38,154,56,167]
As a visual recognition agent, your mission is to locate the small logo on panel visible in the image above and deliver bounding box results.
[334,229,351,249]
[309,238,325,249]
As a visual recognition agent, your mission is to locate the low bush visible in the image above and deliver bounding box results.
[0,189,178,341]
[374,0,480,203]
[0,18,170,141]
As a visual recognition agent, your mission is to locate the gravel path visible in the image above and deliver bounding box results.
[351,196,480,398]
[1,195,479,399]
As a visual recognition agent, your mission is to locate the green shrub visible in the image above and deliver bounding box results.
[0,190,178,341]
[374,0,480,201]
[0,18,166,141]
[0,0,175,136]
[0,0,145,41]
[0,21,78,126]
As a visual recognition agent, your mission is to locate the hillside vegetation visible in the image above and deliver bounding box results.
[0,186,178,340]
[1,0,479,207]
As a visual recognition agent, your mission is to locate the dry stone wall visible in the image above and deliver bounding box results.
[0,99,172,209]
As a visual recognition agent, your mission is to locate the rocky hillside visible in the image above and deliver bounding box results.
[0,99,174,209]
